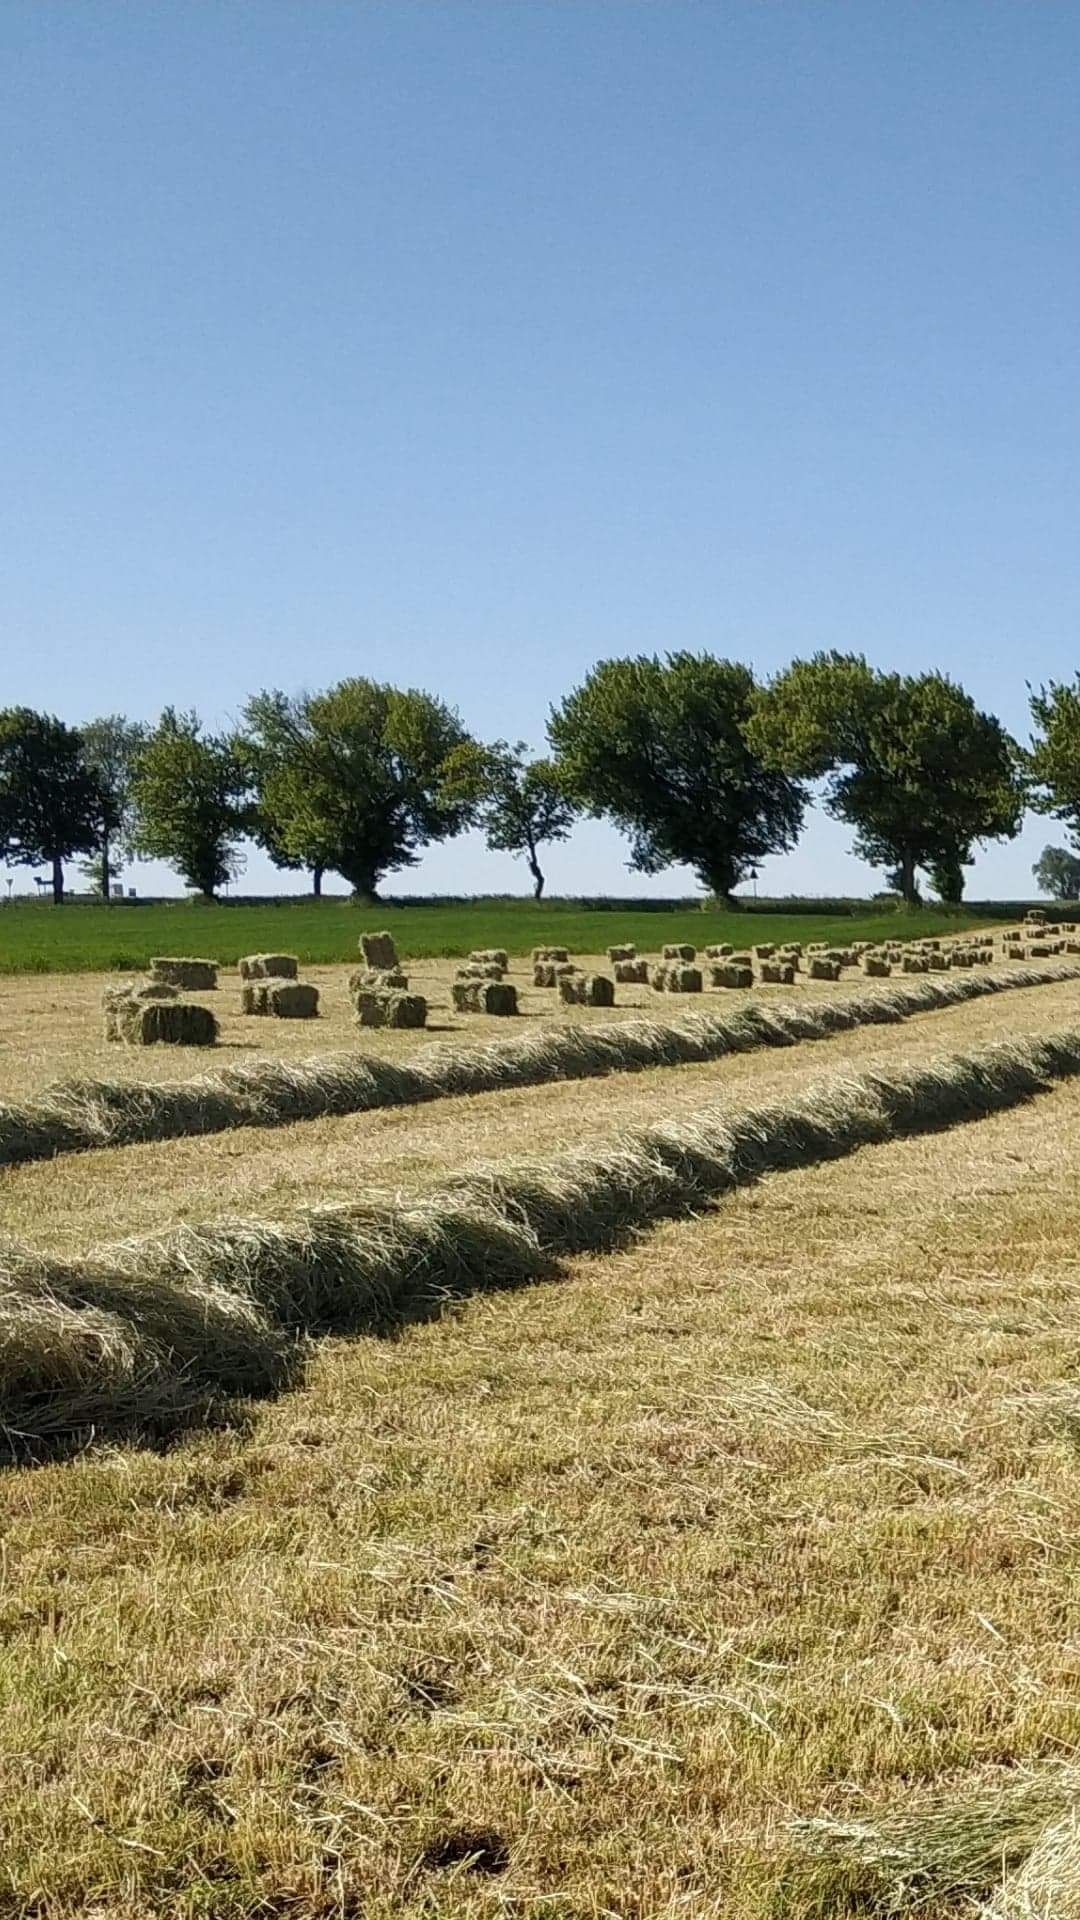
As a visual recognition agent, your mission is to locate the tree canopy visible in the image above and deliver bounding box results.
[748,653,1024,903]
[0,707,102,902]
[79,714,147,898]
[243,678,474,899]
[1032,844,1080,901]
[440,740,575,898]
[130,708,249,898]
[548,653,805,902]
[1028,677,1080,849]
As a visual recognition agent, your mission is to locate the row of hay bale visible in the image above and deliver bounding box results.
[999,913,1080,961]
[104,952,321,1045]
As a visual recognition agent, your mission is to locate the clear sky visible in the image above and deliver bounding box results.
[3,1,1079,899]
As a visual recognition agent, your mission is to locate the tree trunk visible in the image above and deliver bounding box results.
[51,855,64,905]
[101,835,111,902]
[900,847,918,905]
[312,864,323,898]
[526,839,545,900]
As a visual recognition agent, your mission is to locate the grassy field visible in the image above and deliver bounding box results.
[4,934,1080,1915]
[0,895,999,976]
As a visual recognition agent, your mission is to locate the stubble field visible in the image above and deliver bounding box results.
[3,931,1080,1918]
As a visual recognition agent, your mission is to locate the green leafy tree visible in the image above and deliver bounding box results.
[243,678,474,900]
[243,690,333,896]
[0,708,102,903]
[440,740,576,899]
[1033,844,1080,900]
[78,714,147,899]
[1028,678,1080,851]
[748,653,1024,904]
[547,653,805,903]
[131,708,249,899]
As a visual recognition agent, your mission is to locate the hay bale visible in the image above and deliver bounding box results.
[102,979,179,1040]
[559,973,616,1007]
[1027,942,1053,959]
[117,999,218,1046]
[708,963,753,989]
[704,943,733,959]
[663,943,696,962]
[758,961,795,985]
[238,953,299,981]
[901,954,930,974]
[653,963,703,993]
[453,979,518,1015]
[807,957,841,981]
[860,955,891,978]
[752,944,776,960]
[349,966,408,994]
[927,951,952,971]
[532,946,570,963]
[456,962,506,981]
[950,949,976,968]
[354,991,427,1029]
[613,958,648,984]
[242,981,319,1019]
[1005,943,1027,960]
[469,949,508,969]
[533,961,579,988]
[607,944,637,963]
[359,930,399,969]
[149,957,218,991]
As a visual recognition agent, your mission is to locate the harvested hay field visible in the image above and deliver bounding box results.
[7,951,1080,1916]
[1,963,1076,1171]
[6,1020,1080,1913]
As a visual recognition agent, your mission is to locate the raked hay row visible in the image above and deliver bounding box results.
[4,910,1080,1917]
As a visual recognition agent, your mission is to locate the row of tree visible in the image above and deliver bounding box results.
[4,654,1080,905]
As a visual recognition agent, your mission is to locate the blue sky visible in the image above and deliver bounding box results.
[3,1,1079,899]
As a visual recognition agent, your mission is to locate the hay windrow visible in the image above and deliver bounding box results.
[7,1023,1080,1448]
[2,964,1078,1170]
[786,1765,1080,1914]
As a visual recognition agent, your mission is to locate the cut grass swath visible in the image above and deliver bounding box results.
[1,963,1077,1171]
[784,1763,1080,1914]
[5,1026,1080,1452]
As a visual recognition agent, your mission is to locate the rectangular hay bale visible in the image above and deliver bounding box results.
[453,979,518,1015]
[359,930,399,969]
[709,963,753,989]
[238,953,299,981]
[149,957,218,991]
